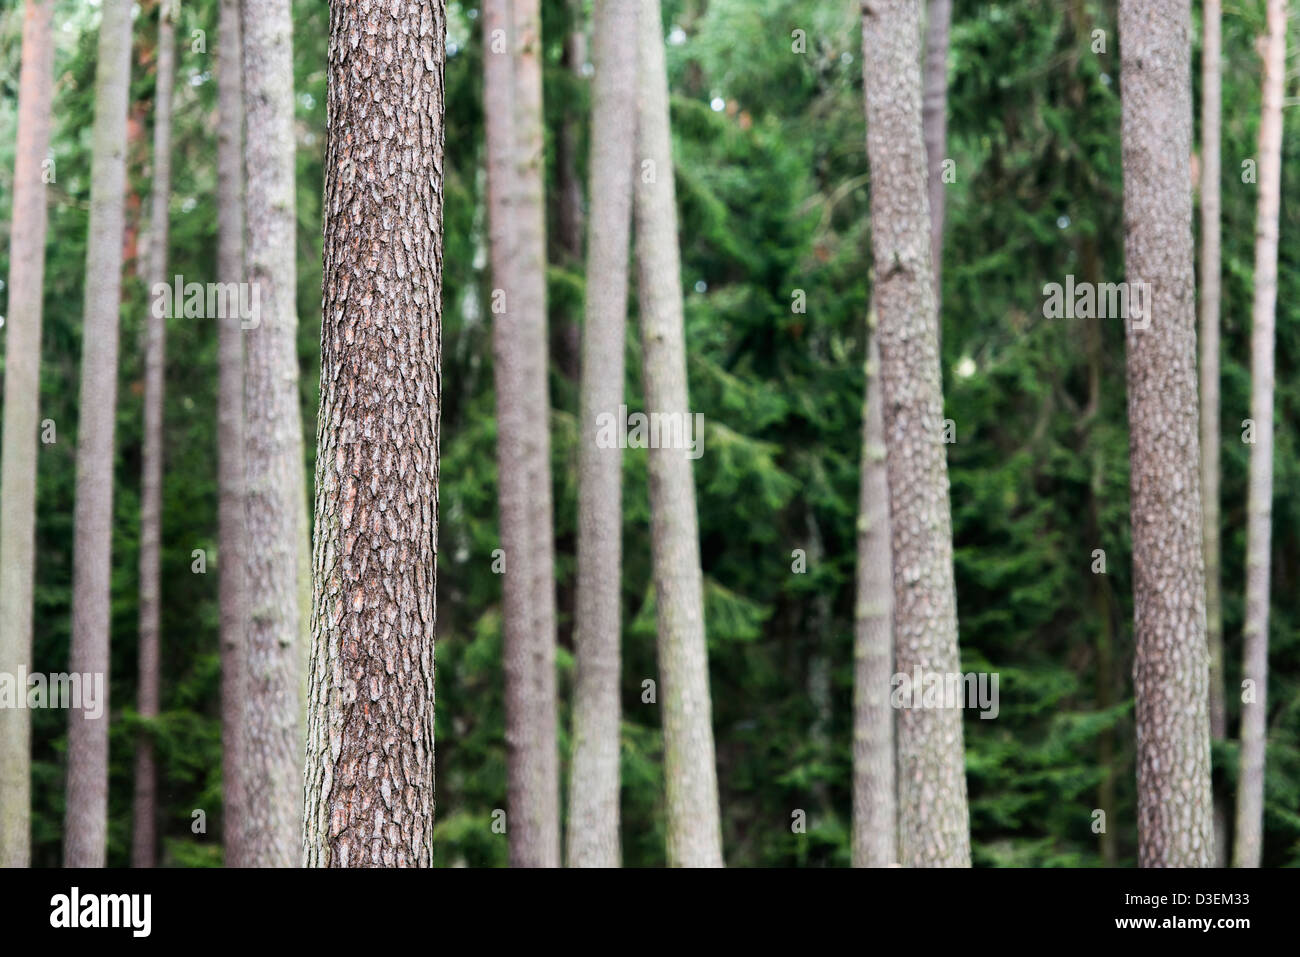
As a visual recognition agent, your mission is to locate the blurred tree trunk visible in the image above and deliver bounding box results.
[303,0,444,868]
[64,0,133,869]
[861,0,970,867]
[852,310,897,868]
[131,0,176,870]
[240,0,305,867]
[567,0,637,869]
[1233,0,1286,871]
[216,0,249,867]
[922,0,950,343]
[1117,0,1214,867]
[0,0,54,870]
[635,0,724,868]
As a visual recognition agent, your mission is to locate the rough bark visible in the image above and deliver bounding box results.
[0,0,54,869]
[303,0,443,869]
[922,0,950,338]
[1117,0,1215,867]
[566,0,637,869]
[861,0,970,868]
[852,313,897,868]
[64,0,132,869]
[635,0,724,868]
[240,0,305,867]
[1232,0,1285,870]
[131,0,177,870]
[216,0,249,867]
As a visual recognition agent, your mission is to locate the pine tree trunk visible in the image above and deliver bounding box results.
[635,0,724,868]
[302,0,444,868]
[1198,0,1228,868]
[216,0,249,867]
[0,0,54,869]
[240,0,305,867]
[1117,0,1215,867]
[566,0,637,869]
[64,0,133,869]
[861,0,970,868]
[922,0,950,334]
[1232,0,1285,871]
[131,0,176,870]
[852,312,897,868]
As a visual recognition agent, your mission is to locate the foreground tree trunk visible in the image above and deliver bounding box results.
[303,0,444,868]
[852,313,896,867]
[566,0,637,869]
[216,0,249,867]
[922,0,950,335]
[132,0,177,870]
[1117,0,1215,867]
[64,0,133,869]
[0,0,54,869]
[1233,0,1286,871]
[635,0,724,868]
[861,0,971,867]
[240,0,305,867]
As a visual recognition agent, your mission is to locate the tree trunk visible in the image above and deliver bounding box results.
[861,0,971,868]
[64,0,133,869]
[1232,0,1285,871]
[216,0,249,867]
[240,0,305,867]
[0,0,54,869]
[852,311,897,868]
[635,0,724,868]
[1117,0,1215,867]
[566,0,637,869]
[131,0,176,870]
[302,0,444,868]
[922,0,950,340]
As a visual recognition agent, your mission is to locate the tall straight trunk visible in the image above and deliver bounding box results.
[240,0,305,867]
[922,0,950,336]
[851,313,897,868]
[0,0,54,869]
[216,0,249,867]
[1233,0,1286,870]
[131,0,177,870]
[64,0,133,869]
[635,0,724,868]
[303,0,444,868]
[1117,0,1215,867]
[566,0,637,869]
[861,0,970,868]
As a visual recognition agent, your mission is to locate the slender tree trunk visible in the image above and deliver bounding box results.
[635,0,724,868]
[0,0,54,869]
[131,0,176,870]
[851,311,897,868]
[1198,0,1228,868]
[922,0,950,340]
[1117,0,1215,867]
[1233,0,1285,870]
[64,0,133,869]
[216,0,249,867]
[240,0,304,867]
[566,0,637,869]
[861,0,970,868]
[303,0,444,868]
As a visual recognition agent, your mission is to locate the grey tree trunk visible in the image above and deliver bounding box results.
[0,0,54,869]
[240,0,305,867]
[922,0,950,333]
[216,0,249,867]
[566,0,637,869]
[302,0,444,868]
[852,313,897,868]
[861,0,970,868]
[635,0,724,868]
[63,0,132,870]
[131,0,177,870]
[1198,0,1227,868]
[1117,0,1215,867]
[1232,0,1286,871]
